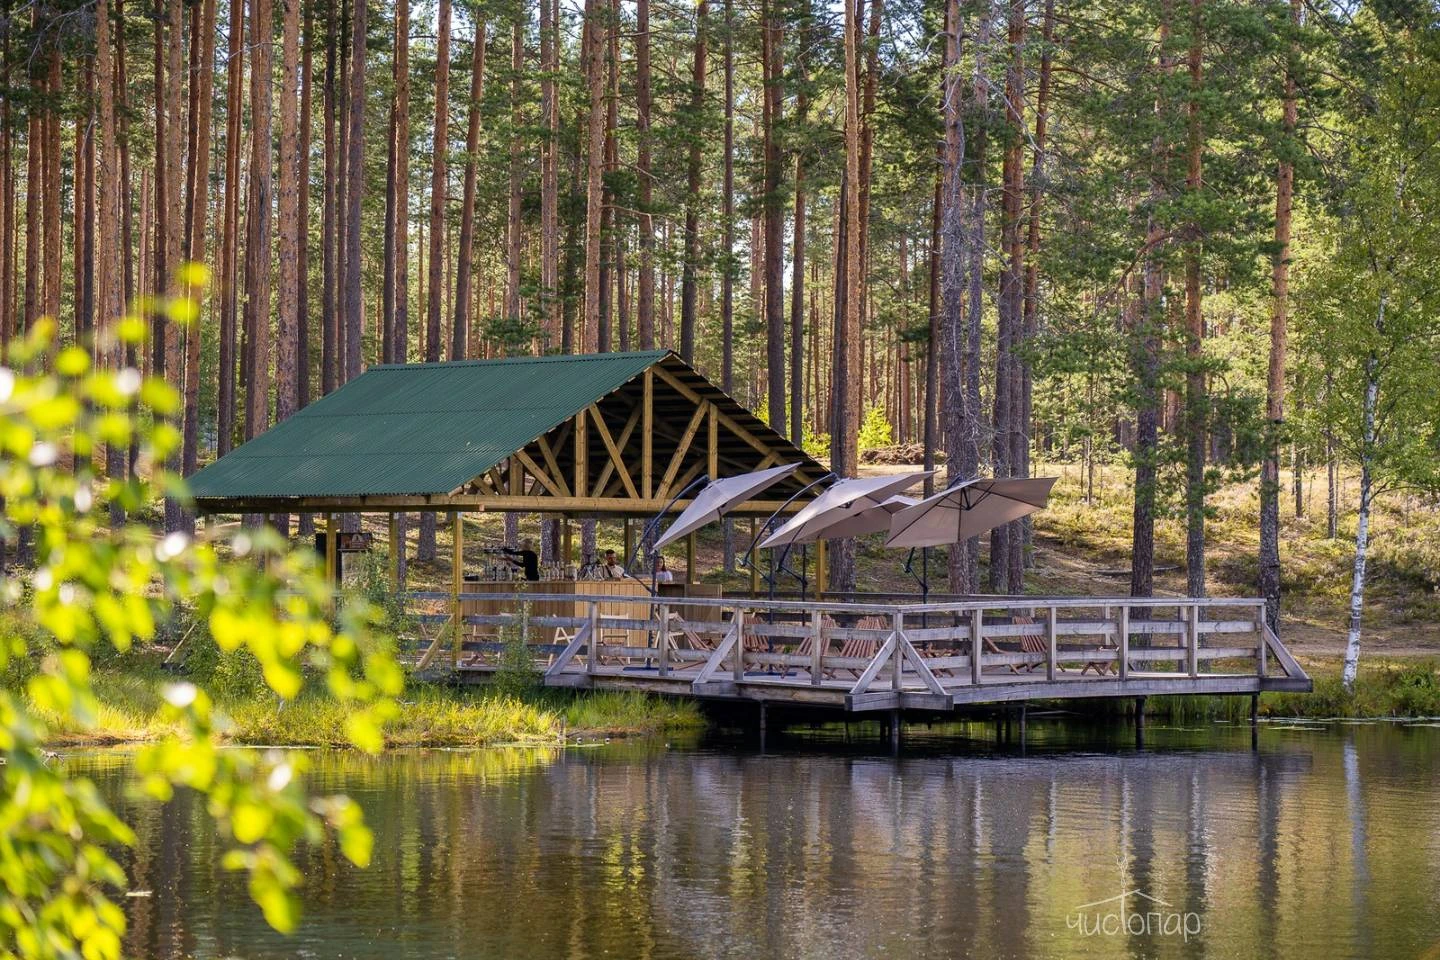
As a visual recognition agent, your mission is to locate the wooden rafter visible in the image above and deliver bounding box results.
[587,403,638,499]
[534,434,571,497]
[592,402,642,498]
[659,401,709,498]
[514,448,566,499]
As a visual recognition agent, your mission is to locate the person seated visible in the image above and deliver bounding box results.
[600,549,627,580]
[653,556,675,583]
[501,538,541,581]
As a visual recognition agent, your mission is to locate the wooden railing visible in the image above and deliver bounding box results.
[400,591,1310,702]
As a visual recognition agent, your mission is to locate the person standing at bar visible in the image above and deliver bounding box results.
[502,538,541,581]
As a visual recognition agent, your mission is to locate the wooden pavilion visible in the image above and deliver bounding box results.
[189,350,830,597]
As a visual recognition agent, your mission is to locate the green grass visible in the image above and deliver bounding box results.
[1137,659,1440,721]
[31,662,704,748]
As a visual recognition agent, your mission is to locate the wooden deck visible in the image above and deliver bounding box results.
[402,591,1311,714]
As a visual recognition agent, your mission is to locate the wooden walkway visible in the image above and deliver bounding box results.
[402,591,1311,714]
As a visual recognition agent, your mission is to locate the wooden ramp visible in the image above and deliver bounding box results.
[403,591,1311,714]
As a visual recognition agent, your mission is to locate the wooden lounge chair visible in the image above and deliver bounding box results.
[1016,615,1047,673]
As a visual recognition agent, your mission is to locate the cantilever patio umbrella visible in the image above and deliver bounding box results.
[787,494,917,542]
[758,470,936,549]
[884,476,1058,548]
[652,462,800,551]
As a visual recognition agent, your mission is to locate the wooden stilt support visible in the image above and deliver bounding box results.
[388,512,400,598]
[452,511,464,668]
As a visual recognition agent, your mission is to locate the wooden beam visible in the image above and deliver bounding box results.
[659,401,708,498]
[509,455,523,496]
[534,434,572,497]
[574,408,588,497]
[388,513,400,597]
[642,368,653,498]
[652,363,804,472]
[452,511,464,668]
[514,448,566,499]
[200,494,810,515]
[686,533,696,585]
[707,403,718,480]
[588,404,639,499]
[592,403,642,497]
[324,513,337,605]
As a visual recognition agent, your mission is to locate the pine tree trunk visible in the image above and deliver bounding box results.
[789,56,808,447]
[343,0,366,383]
[1183,0,1206,597]
[217,0,242,457]
[539,0,559,351]
[181,0,216,509]
[720,0,734,389]
[393,0,410,366]
[1019,0,1054,571]
[501,12,522,357]
[762,0,785,433]
[940,0,977,593]
[275,0,302,456]
[96,0,125,523]
[321,0,339,392]
[677,2,708,363]
[990,0,1025,593]
[243,0,273,451]
[828,0,864,592]
[1131,5,1172,600]
[418,0,449,563]
[1260,0,1299,632]
[635,0,655,349]
[454,17,485,363]
[581,0,606,353]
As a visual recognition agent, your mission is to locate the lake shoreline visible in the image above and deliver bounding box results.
[36,657,1439,749]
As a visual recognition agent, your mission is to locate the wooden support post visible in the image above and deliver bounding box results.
[733,607,746,682]
[686,532,697,585]
[891,612,905,691]
[810,610,824,686]
[642,368,653,498]
[707,403,718,480]
[574,407,588,497]
[749,518,760,597]
[1118,604,1130,680]
[1046,606,1058,682]
[623,519,633,565]
[1256,602,1268,678]
[1188,603,1200,678]
[586,601,600,675]
[452,512,464,668]
[815,539,828,596]
[388,513,400,598]
[970,608,984,686]
[657,603,670,677]
[324,512,337,599]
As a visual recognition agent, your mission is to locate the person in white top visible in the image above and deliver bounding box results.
[653,556,675,583]
[600,549,627,580]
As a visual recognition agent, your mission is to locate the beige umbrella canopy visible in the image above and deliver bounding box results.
[884,476,1058,549]
[758,470,936,549]
[652,463,800,551]
[799,495,917,542]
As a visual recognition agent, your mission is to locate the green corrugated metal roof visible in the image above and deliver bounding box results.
[189,351,669,499]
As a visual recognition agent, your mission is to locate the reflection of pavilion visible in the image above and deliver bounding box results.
[191,350,1309,718]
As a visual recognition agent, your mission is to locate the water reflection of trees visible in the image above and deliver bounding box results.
[70,731,1440,960]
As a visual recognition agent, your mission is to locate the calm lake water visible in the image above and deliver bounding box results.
[76,719,1440,960]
